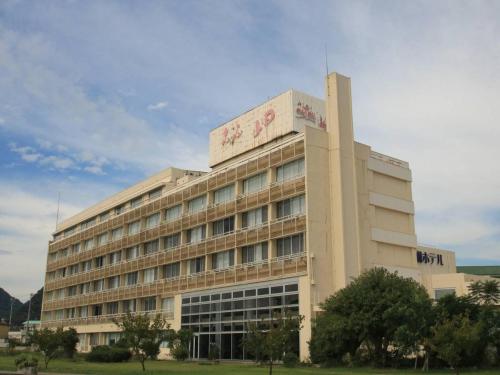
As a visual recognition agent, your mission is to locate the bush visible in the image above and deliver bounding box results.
[171,344,189,361]
[14,354,38,369]
[282,352,299,368]
[207,343,220,361]
[86,345,131,362]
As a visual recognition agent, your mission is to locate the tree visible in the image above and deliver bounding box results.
[31,327,62,369]
[430,314,481,375]
[243,310,303,375]
[309,268,433,367]
[60,328,79,358]
[166,328,192,361]
[469,280,500,305]
[113,313,170,371]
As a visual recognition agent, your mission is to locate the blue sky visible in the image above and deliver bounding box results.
[1,0,499,300]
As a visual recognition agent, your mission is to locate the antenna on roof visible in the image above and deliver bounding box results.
[55,191,61,229]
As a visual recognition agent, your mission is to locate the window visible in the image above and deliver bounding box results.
[163,262,180,279]
[55,289,65,300]
[164,233,180,250]
[148,188,162,200]
[72,243,80,253]
[109,251,121,265]
[165,205,182,222]
[123,299,136,313]
[92,304,103,316]
[212,216,235,236]
[81,218,96,230]
[108,276,120,289]
[143,297,156,311]
[99,212,109,221]
[64,227,75,237]
[95,256,105,268]
[111,227,123,241]
[214,185,235,204]
[126,246,139,260]
[187,225,206,244]
[82,260,92,272]
[128,220,141,235]
[277,195,305,218]
[126,271,138,286]
[242,206,268,228]
[188,195,206,214]
[84,238,95,251]
[55,309,64,320]
[79,306,88,318]
[107,302,119,314]
[243,173,267,194]
[146,212,160,229]
[67,285,77,297]
[162,297,174,313]
[277,233,304,257]
[188,257,205,274]
[93,279,104,292]
[68,264,79,275]
[80,282,91,294]
[130,196,142,209]
[144,240,159,255]
[434,288,456,300]
[276,158,304,182]
[143,267,158,283]
[90,333,99,346]
[98,233,108,246]
[108,332,121,345]
[242,242,268,263]
[212,250,234,270]
[114,205,124,215]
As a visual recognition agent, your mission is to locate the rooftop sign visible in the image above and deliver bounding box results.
[209,90,326,167]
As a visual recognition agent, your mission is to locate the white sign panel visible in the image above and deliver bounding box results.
[209,90,326,167]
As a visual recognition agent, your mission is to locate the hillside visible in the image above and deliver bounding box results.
[0,287,22,322]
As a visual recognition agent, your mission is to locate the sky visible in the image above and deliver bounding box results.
[1,0,499,300]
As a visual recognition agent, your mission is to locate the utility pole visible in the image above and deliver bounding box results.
[8,297,14,329]
[27,293,33,335]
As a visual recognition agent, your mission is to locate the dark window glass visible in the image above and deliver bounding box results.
[245,289,256,297]
[258,288,269,295]
[285,284,298,292]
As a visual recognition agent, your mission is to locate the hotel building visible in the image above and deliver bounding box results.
[41,73,478,360]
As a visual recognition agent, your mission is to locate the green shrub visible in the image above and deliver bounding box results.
[171,344,189,361]
[14,354,39,369]
[282,352,298,368]
[86,345,131,362]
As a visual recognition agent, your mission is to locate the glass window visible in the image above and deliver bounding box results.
[144,240,159,255]
[72,243,80,253]
[111,227,123,241]
[107,302,119,315]
[164,262,180,279]
[143,297,156,311]
[165,205,182,221]
[188,195,206,214]
[128,220,141,235]
[162,297,174,313]
[243,172,267,194]
[108,276,120,289]
[277,195,305,218]
[214,185,235,204]
[164,233,181,250]
[187,225,206,244]
[130,196,142,209]
[276,158,304,182]
[188,257,205,274]
[93,279,104,292]
[114,205,124,215]
[143,267,157,283]
[148,188,162,200]
[212,250,235,270]
[123,299,136,313]
[95,256,105,268]
[242,206,268,228]
[126,246,139,260]
[79,306,88,318]
[242,242,268,263]
[99,212,109,222]
[126,272,138,286]
[83,238,95,251]
[212,216,235,236]
[109,251,121,265]
[80,282,91,294]
[277,233,304,257]
[98,233,108,246]
[146,212,160,229]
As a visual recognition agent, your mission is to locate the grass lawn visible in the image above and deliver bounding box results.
[0,355,498,375]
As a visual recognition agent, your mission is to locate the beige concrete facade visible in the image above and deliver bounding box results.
[42,72,469,361]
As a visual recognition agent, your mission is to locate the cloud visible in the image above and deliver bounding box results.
[0,249,12,255]
[147,101,168,111]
